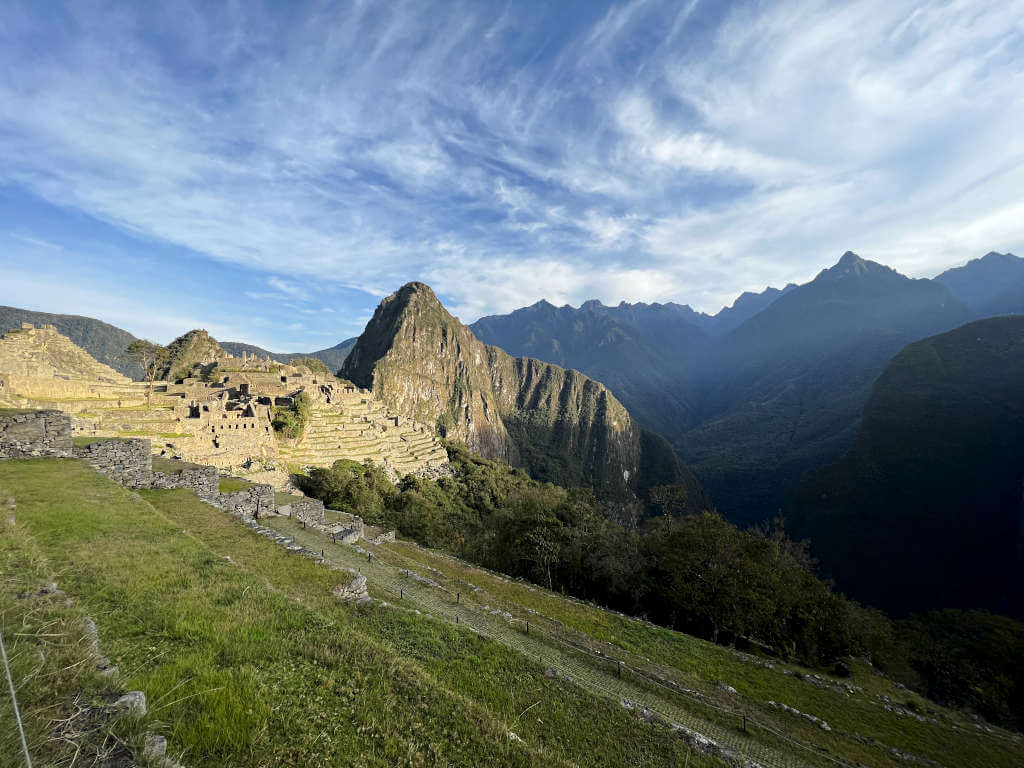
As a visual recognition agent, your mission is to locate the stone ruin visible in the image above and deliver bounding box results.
[0,323,450,489]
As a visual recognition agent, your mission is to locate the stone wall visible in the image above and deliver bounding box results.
[0,410,73,458]
[151,464,219,499]
[277,498,325,525]
[217,483,274,518]
[73,438,153,489]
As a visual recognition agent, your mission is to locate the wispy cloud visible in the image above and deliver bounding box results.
[0,0,1021,331]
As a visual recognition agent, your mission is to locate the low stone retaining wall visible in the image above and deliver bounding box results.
[151,464,219,499]
[217,483,274,518]
[277,498,325,525]
[73,438,152,488]
[0,409,72,458]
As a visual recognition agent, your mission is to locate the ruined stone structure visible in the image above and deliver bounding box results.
[0,324,449,487]
[216,483,275,518]
[73,437,153,489]
[276,497,326,526]
[0,408,72,458]
[150,460,219,499]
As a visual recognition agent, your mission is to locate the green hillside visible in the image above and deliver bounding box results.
[2,458,1021,767]
[791,315,1024,620]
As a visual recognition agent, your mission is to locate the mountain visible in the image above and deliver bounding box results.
[791,316,1024,618]
[157,329,228,382]
[221,338,356,374]
[935,251,1024,317]
[342,282,707,508]
[706,283,797,336]
[470,300,708,438]
[0,305,142,379]
[679,252,971,523]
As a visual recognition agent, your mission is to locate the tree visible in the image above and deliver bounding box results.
[124,339,168,407]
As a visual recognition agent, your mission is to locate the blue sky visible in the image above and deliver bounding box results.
[1,0,1022,350]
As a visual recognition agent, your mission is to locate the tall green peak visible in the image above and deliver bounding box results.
[158,328,227,382]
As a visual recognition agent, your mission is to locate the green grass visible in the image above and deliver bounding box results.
[0,496,151,765]
[72,435,125,447]
[118,430,192,438]
[331,535,1024,768]
[0,407,38,415]
[151,456,206,475]
[217,477,254,494]
[274,492,304,506]
[0,459,720,768]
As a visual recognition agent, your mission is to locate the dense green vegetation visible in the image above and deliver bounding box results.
[271,390,313,439]
[156,329,226,382]
[299,443,884,667]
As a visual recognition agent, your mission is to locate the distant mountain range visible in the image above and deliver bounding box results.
[791,315,1024,618]
[220,339,356,374]
[473,250,1021,524]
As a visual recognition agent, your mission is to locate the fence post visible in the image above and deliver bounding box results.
[526,620,529,635]
[457,591,460,603]
[400,588,403,600]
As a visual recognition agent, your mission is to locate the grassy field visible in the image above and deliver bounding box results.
[0,459,721,768]
[216,476,254,493]
[259,518,1024,768]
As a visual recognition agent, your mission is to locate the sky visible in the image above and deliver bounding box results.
[1,0,1022,350]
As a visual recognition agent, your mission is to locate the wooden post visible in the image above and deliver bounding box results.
[456,615,459,625]
[367,552,371,563]
[526,620,529,635]
[400,588,403,600]
[457,591,460,603]
[617,661,621,678]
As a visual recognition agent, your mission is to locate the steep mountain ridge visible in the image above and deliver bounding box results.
[343,282,706,506]
[791,315,1024,617]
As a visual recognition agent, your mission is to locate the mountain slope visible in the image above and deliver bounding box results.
[343,282,706,507]
[470,300,708,437]
[935,251,1024,316]
[678,252,971,523]
[706,283,797,337]
[221,338,356,373]
[791,315,1024,618]
[0,305,141,378]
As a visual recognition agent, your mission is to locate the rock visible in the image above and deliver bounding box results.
[715,681,738,694]
[143,733,167,760]
[833,660,853,677]
[333,574,368,603]
[508,731,524,743]
[110,690,147,717]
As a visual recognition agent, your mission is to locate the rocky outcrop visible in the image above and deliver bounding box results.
[342,283,706,504]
